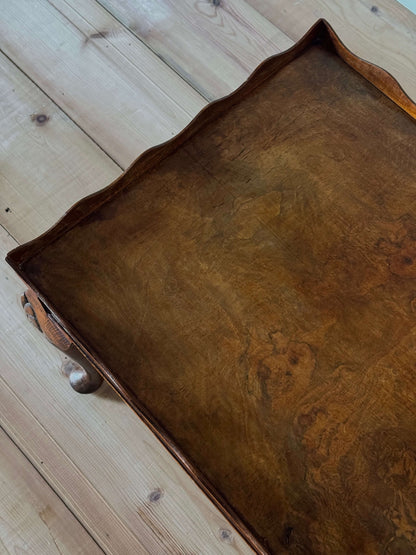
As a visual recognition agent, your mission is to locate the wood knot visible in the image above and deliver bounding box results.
[219,528,232,543]
[370,5,379,12]
[389,248,416,278]
[89,31,108,40]
[212,0,221,6]
[31,113,49,126]
[148,488,163,503]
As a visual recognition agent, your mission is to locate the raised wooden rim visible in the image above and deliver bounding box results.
[6,20,416,554]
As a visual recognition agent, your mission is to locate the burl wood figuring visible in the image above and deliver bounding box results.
[7,21,416,554]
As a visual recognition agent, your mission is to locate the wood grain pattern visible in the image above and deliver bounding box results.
[0,427,103,555]
[0,227,253,554]
[0,2,252,549]
[248,0,416,102]
[8,22,416,553]
[0,51,121,244]
[96,0,293,99]
[0,0,205,168]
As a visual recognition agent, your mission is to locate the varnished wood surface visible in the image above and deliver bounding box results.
[249,0,416,106]
[1,226,252,555]
[21,289,103,393]
[2,3,416,554]
[8,22,416,553]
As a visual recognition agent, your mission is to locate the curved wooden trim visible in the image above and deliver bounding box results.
[325,26,416,119]
[7,19,416,273]
[6,20,416,554]
[5,19,317,269]
[21,289,103,394]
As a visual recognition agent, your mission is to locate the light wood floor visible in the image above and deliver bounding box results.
[1,1,415,553]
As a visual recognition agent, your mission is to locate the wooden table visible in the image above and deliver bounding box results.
[2,2,416,553]
[7,20,416,553]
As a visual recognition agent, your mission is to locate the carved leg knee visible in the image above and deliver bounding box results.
[21,289,103,394]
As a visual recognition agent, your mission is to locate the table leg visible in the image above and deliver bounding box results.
[21,289,103,394]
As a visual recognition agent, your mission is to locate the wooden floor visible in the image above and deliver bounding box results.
[0,1,415,553]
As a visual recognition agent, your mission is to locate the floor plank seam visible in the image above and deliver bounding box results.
[0,421,106,554]
[0,47,124,171]
[0,223,19,245]
[57,0,209,111]
[93,0,213,101]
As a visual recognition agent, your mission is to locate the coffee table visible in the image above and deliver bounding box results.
[7,20,416,554]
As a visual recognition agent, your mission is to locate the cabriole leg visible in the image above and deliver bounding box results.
[21,289,103,394]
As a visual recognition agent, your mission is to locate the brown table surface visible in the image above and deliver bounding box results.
[8,21,416,554]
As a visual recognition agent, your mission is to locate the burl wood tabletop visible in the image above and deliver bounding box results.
[8,22,416,553]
